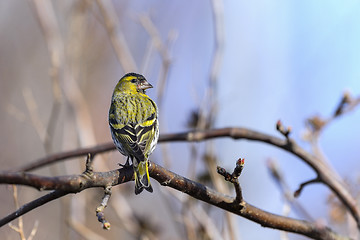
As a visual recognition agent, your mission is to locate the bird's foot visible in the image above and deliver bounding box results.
[118,158,131,168]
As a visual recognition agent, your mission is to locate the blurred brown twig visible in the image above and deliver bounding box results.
[96,0,137,72]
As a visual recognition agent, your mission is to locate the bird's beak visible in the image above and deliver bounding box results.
[138,80,153,90]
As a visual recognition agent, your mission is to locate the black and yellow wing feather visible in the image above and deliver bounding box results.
[109,92,159,194]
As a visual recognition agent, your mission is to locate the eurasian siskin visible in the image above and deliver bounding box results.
[109,73,159,194]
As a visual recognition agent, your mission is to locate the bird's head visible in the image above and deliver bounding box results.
[114,73,153,95]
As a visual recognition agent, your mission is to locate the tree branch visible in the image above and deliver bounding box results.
[12,127,360,230]
[1,162,350,240]
[1,167,132,192]
[0,166,133,227]
[0,190,68,228]
[161,128,360,229]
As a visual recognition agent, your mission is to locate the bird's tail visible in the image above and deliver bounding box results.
[134,161,153,195]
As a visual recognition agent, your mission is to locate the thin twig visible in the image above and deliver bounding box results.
[96,0,137,72]
[9,185,25,240]
[267,159,314,221]
[15,143,115,172]
[165,185,223,240]
[32,0,63,154]
[31,2,76,238]
[208,0,224,122]
[83,153,94,178]
[139,14,176,169]
[27,220,39,240]
[276,120,292,140]
[110,192,138,235]
[22,88,47,141]
[138,14,174,105]
[96,186,112,230]
[294,178,321,198]
[217,158,245,203]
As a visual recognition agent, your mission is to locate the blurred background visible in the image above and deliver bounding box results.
[1,0,360,239]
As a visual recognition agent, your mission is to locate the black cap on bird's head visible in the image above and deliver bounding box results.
[117,72,153,94]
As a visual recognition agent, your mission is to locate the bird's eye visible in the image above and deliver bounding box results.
[131,79,137,83]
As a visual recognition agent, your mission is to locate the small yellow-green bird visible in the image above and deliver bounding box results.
[109,73,159,194]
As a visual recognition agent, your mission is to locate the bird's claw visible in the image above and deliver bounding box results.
[118,158,131,168]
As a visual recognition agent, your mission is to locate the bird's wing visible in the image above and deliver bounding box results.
[109,96,158,162]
